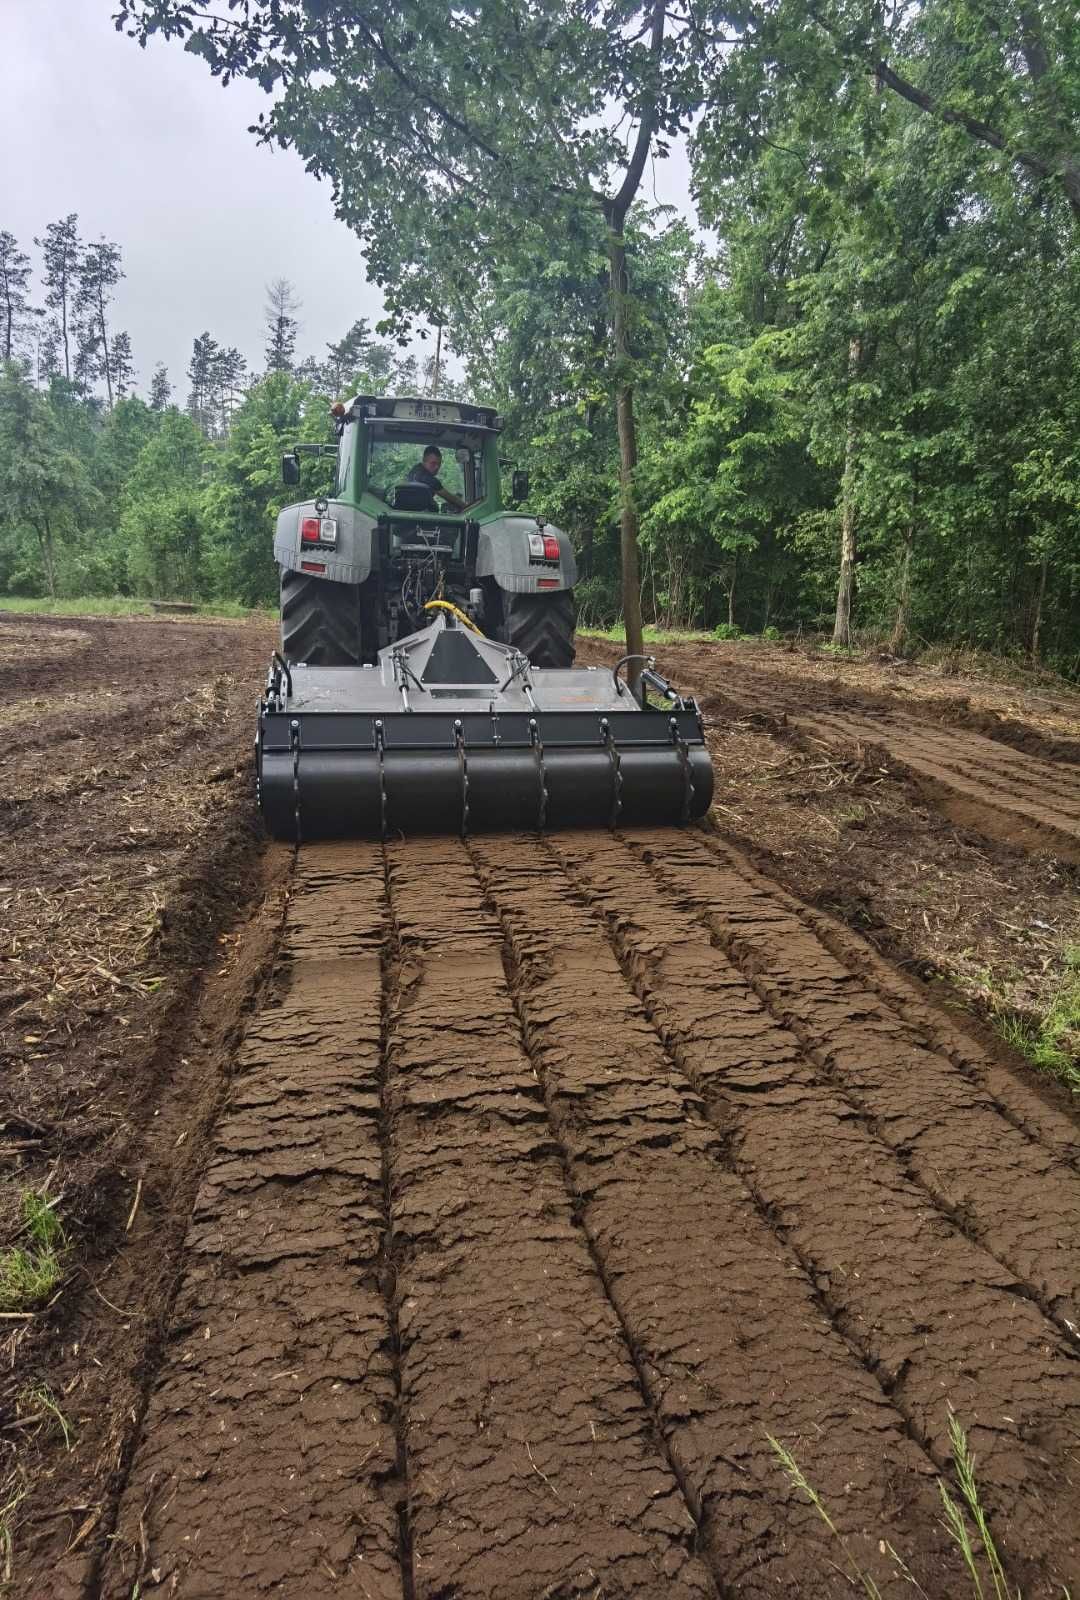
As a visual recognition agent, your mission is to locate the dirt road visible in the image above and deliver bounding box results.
[3,617,1080,1599]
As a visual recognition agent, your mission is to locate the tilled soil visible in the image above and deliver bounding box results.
[5,617,1080,1599]
[603,639,1080,863]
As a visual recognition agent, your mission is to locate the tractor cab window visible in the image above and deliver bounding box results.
[366,429,485,509]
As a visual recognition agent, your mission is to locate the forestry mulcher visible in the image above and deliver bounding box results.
[257,394,713,839]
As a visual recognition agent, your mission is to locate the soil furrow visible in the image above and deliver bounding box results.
[99,845,404,1600]
[697,827,1080,1171]
[791,712,1080,860]
[381,838,716,1600]
[550,830,1080,1595]
[467,835,968,1599]
[622,829,1080,1345]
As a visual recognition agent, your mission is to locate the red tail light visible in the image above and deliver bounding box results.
[300,560,325,573]
[537,578,560,588]
[301,517,321,543]
[542,534,560,562]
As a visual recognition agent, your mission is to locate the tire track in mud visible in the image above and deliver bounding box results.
[100,846,404,1600]
[792,706,1080,861]
[382,839,715,1600]
[545,829,1080,1596]
[466,838,967,1599]
[590,640,1080,862]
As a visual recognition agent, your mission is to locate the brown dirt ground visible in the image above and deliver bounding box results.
[3,615,1080,1600]
[579,637,1080,1061]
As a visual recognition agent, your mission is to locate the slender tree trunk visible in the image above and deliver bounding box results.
[3,297,11,362]
[608,226,644,679]
[61,293,70,382]
[833,336,862,646]
[96,287,113,409]
[36,518,57,597]
[431,322,443,398]
[728,554,737,628]
[890,525,914,654]
[1031,551,1049,665]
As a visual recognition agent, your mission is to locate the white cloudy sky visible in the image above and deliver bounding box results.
[2,0,699,398]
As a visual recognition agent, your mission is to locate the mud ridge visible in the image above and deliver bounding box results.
[382,838,715,1598]
[697,824,1080,1171]
[377,845,419,1600]
[548,829,1080,1595]
[468,835,972,1599]
[463,839,725,1596]
[625,831,1080,1347]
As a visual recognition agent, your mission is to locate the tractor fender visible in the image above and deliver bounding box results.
[274,500,378,585]
[477,515,578,594]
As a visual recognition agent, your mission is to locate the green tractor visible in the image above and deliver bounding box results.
[276,394,577,668]
[259,392,713,840]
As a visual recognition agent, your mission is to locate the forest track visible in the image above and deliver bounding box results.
[96,828,1080,1599]
[580,640,1080,864]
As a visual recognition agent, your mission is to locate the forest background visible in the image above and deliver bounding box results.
[2,0,1079,675]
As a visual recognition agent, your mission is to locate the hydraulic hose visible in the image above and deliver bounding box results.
[423,598,482,634]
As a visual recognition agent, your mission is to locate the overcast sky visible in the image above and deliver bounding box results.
[2,0,699,401]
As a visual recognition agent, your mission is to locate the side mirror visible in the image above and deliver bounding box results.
[511,469,529,503]
[281,452,301,487]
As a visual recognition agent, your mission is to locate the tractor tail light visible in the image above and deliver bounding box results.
[301,516,337,545]
[542,534,560,562]
[537,578,560,588]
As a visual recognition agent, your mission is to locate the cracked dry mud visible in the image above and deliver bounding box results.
[96,829,1080,1600]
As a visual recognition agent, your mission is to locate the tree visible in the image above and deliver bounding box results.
[186,331,220,435]
[112,331,136,400]
[115,0,712,674]
[0,232,34,365]
[263,277,300,375]
[322,319,374,396]
[121,409,210,598]
[0,361,100,595]
[149,362,172,411]
[76,237,124,407]
[36,216,81,383]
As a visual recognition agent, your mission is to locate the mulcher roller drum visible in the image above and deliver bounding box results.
[258,612,714,841]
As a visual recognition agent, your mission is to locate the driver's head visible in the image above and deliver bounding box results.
[422,447,442,472]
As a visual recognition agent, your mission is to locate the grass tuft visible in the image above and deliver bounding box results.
[0,1190,66,1312]
[768,1417,1022,1599]
[766,1433,883,1599]
[22,1384,75,1451]
[0,1477,28,1587]
[994,944,1080,1094]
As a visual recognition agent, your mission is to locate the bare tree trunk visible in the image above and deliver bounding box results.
[609,227,644,679]
[833,335,861,646]
[36,518,57,597]
[728,553,737,628]
[96,287,113,409]
[1031,551,1049,665]
[431,322,443,398]
[890,526,914,653]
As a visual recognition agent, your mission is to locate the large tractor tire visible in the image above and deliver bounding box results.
[280,568,363,666]
[499,589,576,668]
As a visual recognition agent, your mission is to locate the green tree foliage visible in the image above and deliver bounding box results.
[120,409,209,599]
[0,363,100,596]
[36,216,82,385]
[201,373,331,606]
[0,232,35,366]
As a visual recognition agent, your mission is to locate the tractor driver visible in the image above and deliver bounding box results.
[407,446,467,512]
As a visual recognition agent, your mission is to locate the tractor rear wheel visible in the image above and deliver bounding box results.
[499,589,576,668]
[280,568,363,666]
